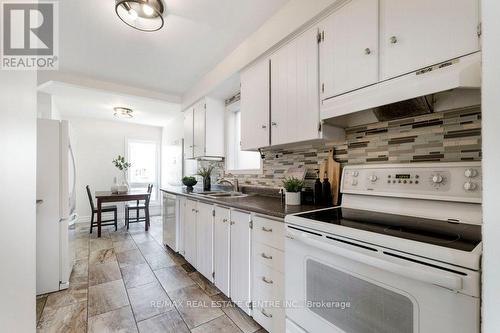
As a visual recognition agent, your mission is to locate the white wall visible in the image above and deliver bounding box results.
[481,0,500,331]
[0,72,37,331]
[65,117,163,222]
[182,0,342,108]
[161,113,184,187]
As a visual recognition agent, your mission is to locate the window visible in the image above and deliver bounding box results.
[225,101,262,173]
[127,139,159,202]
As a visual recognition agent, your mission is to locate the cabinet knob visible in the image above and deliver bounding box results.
[230,221,235,225]
[261,253,273,260]
[390,36,398,44]
[262,226,273,233]
[261,309,273,318]
[271,122,277,127]
[222,218,228,223]
[261,125,267,129]
[364,48,371,55]
[262,276,274,284]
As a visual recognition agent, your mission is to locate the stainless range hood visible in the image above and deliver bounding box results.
[321,52,481,123]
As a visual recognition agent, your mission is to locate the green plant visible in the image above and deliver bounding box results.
[112,155,131,171]
[197,165,214,178]
[182,176,197,187]
[282,177,305,193]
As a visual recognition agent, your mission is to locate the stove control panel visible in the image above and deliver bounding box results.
[341,162,481,203]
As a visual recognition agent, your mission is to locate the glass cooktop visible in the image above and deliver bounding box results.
[295,207,481,252]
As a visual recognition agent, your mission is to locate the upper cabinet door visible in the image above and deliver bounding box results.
[183,108,194,159]
[271,26,320,146]
[193,100,206,158]
[320,0,379,98]
[380,0,480,80]
[240,58,270,151]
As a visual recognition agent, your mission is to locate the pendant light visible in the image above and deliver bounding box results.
[115,0,165,32]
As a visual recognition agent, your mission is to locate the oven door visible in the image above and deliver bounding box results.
[285,225,479,333]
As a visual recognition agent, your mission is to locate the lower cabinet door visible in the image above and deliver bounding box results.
[230,210,252,315]
[184,199,197,266]
[195,202,214,281]
[214,206,231,296]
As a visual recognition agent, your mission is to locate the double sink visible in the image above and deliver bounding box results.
[194,191,248,199]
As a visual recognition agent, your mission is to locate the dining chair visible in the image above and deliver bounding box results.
[86,185,118,233]
[125,184,153,231]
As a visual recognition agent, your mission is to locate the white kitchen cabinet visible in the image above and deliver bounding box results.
[251,215,285,333]
[184,97,225,158]
[214,206,231,296]
[183,109,194,159]
[240,58,270,150]
[192,100,206,158]
[230,210,252,315]
[379,0,480,80]
[270,26,320,146]
[319,0,379,98]
[195,202,214,281]
[177,196,186,256]
[183,199,197,266]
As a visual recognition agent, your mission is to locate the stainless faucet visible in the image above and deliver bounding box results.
[217,177,239,192]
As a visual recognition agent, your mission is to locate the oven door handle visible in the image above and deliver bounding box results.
[292,234,463,291]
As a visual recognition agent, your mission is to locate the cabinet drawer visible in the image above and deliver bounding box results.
[253,261,284,302]
[253,241,284,273]
[253,291,286,333]
[253,215,284,251]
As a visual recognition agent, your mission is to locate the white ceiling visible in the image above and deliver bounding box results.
[59,0,289,95]
[39,82,181,127]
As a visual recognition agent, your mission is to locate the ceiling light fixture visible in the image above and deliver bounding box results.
[115,0,165,32]
[113,107,134,118]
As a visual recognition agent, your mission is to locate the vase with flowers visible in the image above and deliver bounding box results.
[197,165,214,191]
[112,155,132,193]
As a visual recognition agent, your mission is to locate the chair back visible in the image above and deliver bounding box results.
[86,185,95,211]
[145,184,153,206]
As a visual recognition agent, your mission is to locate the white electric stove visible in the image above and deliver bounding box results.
[285,162,482,333]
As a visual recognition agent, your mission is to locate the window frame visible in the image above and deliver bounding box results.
[126,138,161,204]
[224,100,263,175]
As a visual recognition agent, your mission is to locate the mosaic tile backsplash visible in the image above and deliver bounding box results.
[201,106,481,189]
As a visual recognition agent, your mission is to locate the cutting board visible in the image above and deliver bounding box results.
[327,149,341,206]
[318,149,341,206]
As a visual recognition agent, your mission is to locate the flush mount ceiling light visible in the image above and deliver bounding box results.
[113,107,134,118]
[115,0,165,32]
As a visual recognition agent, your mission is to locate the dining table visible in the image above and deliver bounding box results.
[94,190,150,238]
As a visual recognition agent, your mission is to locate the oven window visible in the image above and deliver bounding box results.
[306,259,414,333]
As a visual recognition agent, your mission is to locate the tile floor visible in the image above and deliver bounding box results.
[36,216,265,333]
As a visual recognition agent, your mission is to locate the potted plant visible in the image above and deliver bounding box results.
[282,177,305,206]
[112,155,131,193]
[197,165,214,191]
[182,176,198,192]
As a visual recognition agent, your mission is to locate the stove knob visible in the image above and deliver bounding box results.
[432,174,443,184]
[463,181,477,191]
[352,171,359,177]
[351,179,358,186]
[464,168,478,178]
[369,175,378,182]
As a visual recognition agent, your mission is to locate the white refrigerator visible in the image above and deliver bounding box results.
[36,119,77,295]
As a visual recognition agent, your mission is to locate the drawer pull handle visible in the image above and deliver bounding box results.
[222,218,228,223]
[262,276,274,284]
[230,221,235,225]
[261,309,273,318]
[262,227,273,233]
[261,253,273,260]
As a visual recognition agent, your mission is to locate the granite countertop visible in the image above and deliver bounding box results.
[160,186,327,219]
